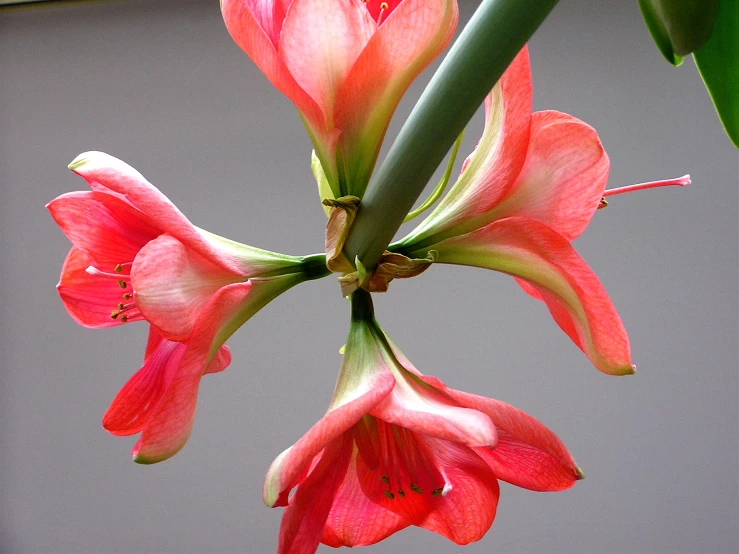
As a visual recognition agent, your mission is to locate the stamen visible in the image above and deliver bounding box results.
[383,490,395,500]
[118,280,127,289]
[380,475,389,484]
[597,198,608,210]
[431,487,444,497]
[397,489,406,497]
[122,293,132,300]
[110,310,120,320]
[603,174,690,198]
[114,262,132,273]
[119,315,128,323]
[409,482,423,494]
[378,2,389,25]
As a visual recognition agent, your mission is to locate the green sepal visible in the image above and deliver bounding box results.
[693,0,739,148]
[312,150,334,218]
[639,0,719,65]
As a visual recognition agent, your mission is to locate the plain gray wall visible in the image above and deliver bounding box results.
[1,0,736,552]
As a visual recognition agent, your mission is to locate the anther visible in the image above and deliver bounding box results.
[110,310,120,319]
[380,1,388,8]
[409,483,423,494]
[118,280,127,289]
[119,315,128,323]
[117,303,125,310]
[380,475,389,484]
[431,487,444,497]
[122,293,132,300]
[114,264,123,273]
[383,490,395,500]
[397,489,406,498]
[377,1,389,24]
[597,198,608,210]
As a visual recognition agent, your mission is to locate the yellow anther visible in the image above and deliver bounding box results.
[122,293,132,300]
[114,264,123,273]
[120,315,128,323]
[110,310,120,319]
[380,1,388,9]
[117,303,124,310]
[409,483,423,494]
[397,489,406,498]
[380,475,389,484]
[597,197,608,210]
[383,490,395,500]
[118,280,127,289]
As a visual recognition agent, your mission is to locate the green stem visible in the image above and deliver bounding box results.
[343,0,558,270]
[350,288,375,322]
[402,129,465,223]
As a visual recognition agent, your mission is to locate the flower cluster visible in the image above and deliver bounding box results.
[48,1,687,552]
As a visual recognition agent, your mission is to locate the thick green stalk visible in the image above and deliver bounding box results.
[343,0,558,270]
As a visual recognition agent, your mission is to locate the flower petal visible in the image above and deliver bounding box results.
[483,110,609,241]
[47,190,160,266]
[131,282,252,464]
[220,0,323,131]
[263,372,395,508]
[372,331,497,448]
[430,217,634,375]
[279,0,376,128]
[446,389,582,491]
[68,151,242,274]
[103,327,182,436]
[277,434,354,554]
[56,247,131,328]
[418,438,499,545]
[403,46,532,245]
[132,234,243,342]
[334,0,458,194]
[321,450,410,547]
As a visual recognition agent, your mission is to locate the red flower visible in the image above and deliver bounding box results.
[221,0,458,197]
[264,291,581,553]
[48,151,323,462]
[394,47,686,376]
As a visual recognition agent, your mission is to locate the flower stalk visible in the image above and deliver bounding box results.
[343,0,559,270]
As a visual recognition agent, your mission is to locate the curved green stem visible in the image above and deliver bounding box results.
[402,129,465,224]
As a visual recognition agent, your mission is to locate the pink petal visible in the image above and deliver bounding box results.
[431,217,634,375]
[131,282,252,464]
[371,372,497,448]
[132,234,243,342]
[321,451,410,547]
[220,0,323,131]
[277,434,354,554]
[485,110,609,241]
[446,389,582,491]
[418,438,499,545]
[47,190,160,266]
[240,0,291,47]
[263,372,395,508]
[103,327,182,436]
[407,47,532,243]
[68,152,242,274]
[204,344,231,375]
[334,0,458,192]
[56,247,131,328]
[279,0,376,129]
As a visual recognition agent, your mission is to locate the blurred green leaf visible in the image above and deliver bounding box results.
[639,0,719,65]
[693,0,739,148]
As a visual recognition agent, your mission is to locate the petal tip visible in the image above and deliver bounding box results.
[68,154,89,171]
[575,466,586,480]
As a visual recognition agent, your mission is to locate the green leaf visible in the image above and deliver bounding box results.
[694,0,739,148]
[638,0,719,65]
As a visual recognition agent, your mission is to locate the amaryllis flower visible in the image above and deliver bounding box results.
[391,46,688,376]
[264,290,581,553]
[48,151,328,462]
[221,0,458,198]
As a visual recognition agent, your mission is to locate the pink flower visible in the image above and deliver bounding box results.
[264,291,581,553]
[48,151,327,462]
[393,47,688,376]
[221,0,458,198]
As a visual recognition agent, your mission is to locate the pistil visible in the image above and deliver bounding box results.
[599,174,690,208]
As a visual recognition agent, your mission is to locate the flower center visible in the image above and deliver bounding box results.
[85,262,143,323]
[356,416,451,501]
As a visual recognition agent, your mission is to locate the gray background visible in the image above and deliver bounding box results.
[1,0,736,552]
